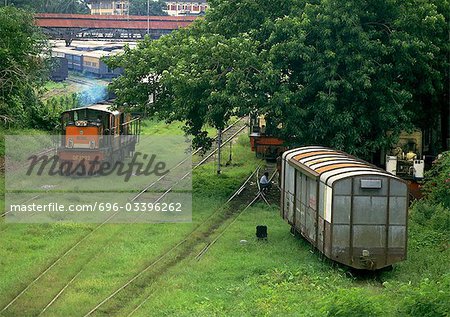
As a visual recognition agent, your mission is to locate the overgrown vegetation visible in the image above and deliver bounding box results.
[6,0,89,14]
[0,6,50,128]
[421,151,450,208]
[108,0,449,156]
[30,93,80,131]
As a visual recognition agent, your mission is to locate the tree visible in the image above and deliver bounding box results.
[0,6,50,127]
[107,0,449,157]
[7,0,90,14]
[129,0,168,16]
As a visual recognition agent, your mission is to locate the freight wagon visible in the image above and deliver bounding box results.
[281,146,408,270]
[50,57,69,82]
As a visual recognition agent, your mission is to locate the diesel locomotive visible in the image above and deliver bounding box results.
[58,103,140,175]
[249,114,286,160]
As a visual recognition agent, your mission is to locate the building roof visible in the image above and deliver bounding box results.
[35,13,197,30]
[283,146,402,186]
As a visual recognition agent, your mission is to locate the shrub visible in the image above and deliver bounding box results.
[398,276,450,317]
[410,200,450,233]
[325,288,383,317]
[422,151,450,209]
[29,93,80,131]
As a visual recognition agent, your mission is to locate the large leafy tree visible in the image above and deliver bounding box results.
[0,6,49,126]
[107,0,449,157]
[129,0,167,16]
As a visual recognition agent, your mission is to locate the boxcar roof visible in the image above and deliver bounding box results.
[62,104,120,116]
[283,146,402,186]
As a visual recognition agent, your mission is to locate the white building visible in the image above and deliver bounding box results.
[164,0,208,16]
[86,0,130,15]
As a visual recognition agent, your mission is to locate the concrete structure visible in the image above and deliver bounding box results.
[86,0,130,15]
[164,0,208,16]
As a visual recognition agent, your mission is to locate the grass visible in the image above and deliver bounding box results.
[43,81,68,91]
[0,120,449,316]
[0,123,262,316]
[140,118,216,137]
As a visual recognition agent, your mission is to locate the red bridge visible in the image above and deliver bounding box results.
[35,13,197,43]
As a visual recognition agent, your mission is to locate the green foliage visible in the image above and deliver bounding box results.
[108,0,448,156]
[129,0,167,16]
[422,151,450,208]
[325,288,383,317]
[396,276,450,317]
[30,93,80,130]
[8,0,89,14]
[410,200,450,234]
[0,6,49,128]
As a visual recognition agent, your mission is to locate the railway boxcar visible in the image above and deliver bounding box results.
[57,104,140,175]
[50,57,68,82]
[281,146,408,270]
[83,50,124,78]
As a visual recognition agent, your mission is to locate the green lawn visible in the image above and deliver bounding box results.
[0,121,448,317]
[140,118,217,137]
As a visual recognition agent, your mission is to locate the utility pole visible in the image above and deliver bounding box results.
[147,0,150,36]
[217,128,222,174]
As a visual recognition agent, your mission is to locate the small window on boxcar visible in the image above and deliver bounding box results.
[360,179,382,189]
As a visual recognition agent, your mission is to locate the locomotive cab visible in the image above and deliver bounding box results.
[61,107,110,149]
[249,114,286,160]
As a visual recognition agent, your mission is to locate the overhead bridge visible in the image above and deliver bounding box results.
[35,13,197,45]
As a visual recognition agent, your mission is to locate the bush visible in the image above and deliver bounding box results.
[410,200,450,234]
[325,288,383,317]
[422,152,450,209]
[397,276,450,317]
[29,93,80,131]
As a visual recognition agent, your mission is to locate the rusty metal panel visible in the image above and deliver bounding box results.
[353,196,387,224]
[353,225,386,248]
[389,197,407,225]
[332,224,350,248]
[308,177,317,210]
[324,221,332,257]
[317,218,324,252]
[294,201,303,230]
[390,179,408,196]
[334,178,351,195]
[305,208,316,242]
[353,176,387,196]
[333,195,351,224]
[388,226,406,248]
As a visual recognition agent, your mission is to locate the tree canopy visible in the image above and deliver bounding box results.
[6,0,90,14]
[0,6,50,127]
[107,0,449,157]
[129,0,168,16]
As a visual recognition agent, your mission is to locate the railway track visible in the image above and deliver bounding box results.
[0,117,249,315]
[83,164,279,316]
[192,117,248,167]
[66,78,98,87]
[0,147,56,219]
